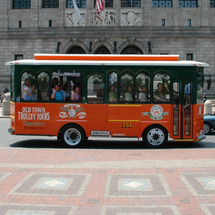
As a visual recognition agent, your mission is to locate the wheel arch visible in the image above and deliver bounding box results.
[204,120,213,127]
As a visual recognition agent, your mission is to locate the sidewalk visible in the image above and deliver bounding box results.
[0,147,215,214]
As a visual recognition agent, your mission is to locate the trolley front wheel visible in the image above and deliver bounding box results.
[143,125,167,148]
[59,124,86,148]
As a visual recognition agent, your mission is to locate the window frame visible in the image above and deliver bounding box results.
[12,0,31,9]
[87,73,105,104]
[211,0,215,7]
[108,71,118,103]
[121,0,141,7]
[153,71,171,103]
[66,0,86,8]
[119,71,135,103]
[20,70,38,102]
[135,71,151,103]
[152,0,173,7]
[178,0,198,8]
[42,0,59,8]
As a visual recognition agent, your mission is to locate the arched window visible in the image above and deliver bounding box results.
[121,46,143,54]
[38,71,50,101]
[153,72,170,103]
[87,73,104,103]
[211,0,215,7]
[21,71,37,102]
[136,72,151,102]
[67,46,86,54]
[120,72,134,102]
[108,71,118,103]
[94,46,111,54]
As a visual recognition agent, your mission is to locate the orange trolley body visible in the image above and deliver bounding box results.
[7,54,208,148]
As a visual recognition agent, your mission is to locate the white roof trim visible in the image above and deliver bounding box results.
[6,59,209,67]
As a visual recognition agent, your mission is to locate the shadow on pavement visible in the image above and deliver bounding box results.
[10,139,63,148]
[9,138,215,149]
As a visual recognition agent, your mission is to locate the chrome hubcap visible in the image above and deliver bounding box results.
[64,128,81,146]
[204,124,210,134]
[147,128,165,146]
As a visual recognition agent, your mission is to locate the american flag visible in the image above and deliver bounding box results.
[96,0,104,19]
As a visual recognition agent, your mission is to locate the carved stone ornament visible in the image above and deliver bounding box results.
[92,10,116,26]
[65,10,86,26]
[121,9,141,26]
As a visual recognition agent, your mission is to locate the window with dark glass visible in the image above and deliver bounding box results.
[10,67,15,101]
[178,0,198,7]
[38,71,50,101]
[173,82,180,136]
[121,0,141,7]
[211,0,215,7]
[188,19,191,26]
[108,71,118,103]
[136,72,151,103]
[49,20,52,27]
[153,72,170,103]
[94,0,113,7]
[197,68,204,104]
[18,21,22,28]
[42,0,59,8]
[120,72,134,102]
[186,53,193,60]
[184,81,191,136]
[12,0,31,9]
[105,0,113,7]
[121,46,143,54]
[66,0,86,8]
[21,71,37,102]
[161,19,165,26]
[95,46,111,54]
[14,54,23,60]
[152,0,173,7]
[51,71,83,102]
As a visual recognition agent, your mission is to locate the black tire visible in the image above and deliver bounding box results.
[143,125,168,148]
[204,123,211,135]
[59,124,86,148]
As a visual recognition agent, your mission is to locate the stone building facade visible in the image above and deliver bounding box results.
[0,0,215,97]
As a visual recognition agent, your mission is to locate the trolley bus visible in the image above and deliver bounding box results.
[6,54,208,148]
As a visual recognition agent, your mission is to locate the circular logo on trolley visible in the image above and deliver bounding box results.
[150,105,163,118]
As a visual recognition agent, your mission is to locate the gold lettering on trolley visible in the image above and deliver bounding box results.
[122,123,132,128]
